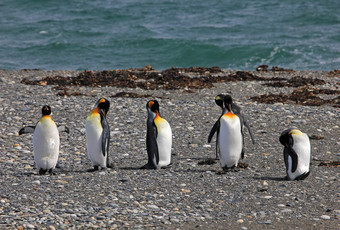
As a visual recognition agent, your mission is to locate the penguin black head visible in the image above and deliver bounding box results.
[279,128,294,147]
[215,94,225,109]
[147,100,160,113]
[224,95,233,112]
[96,98,110,115]
[41,105,51,116]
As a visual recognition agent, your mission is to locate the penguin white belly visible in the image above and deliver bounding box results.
[33,118,59,170]
[218,115,242,168]
[85,115,106,168]
[155,118,172,167]
[287,134,310,180]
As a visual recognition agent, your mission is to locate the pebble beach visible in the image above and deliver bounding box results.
[0,68,339,229]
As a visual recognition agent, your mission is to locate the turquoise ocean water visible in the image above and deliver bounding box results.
[0,0,339,70]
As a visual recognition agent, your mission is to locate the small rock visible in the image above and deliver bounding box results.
[320,215,330,220]
[237,219,244,223]
[32,180,40,185]
[281,209,293,213]
[146,204,159,210]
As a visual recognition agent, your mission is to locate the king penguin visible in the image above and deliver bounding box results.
[85,98,111,171]
[19,105,60,175]
[208,94,255,159]
[218,96,243,171]
[141,100,172,169]
[279,128,311,180]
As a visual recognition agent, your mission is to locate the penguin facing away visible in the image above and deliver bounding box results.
[279,128,311,180]
[208,94,225,159]
[218,96,243,171]
[19,105,61,175]
[85,98,112,172]
[141,100,172,169]
[208,94,255,160]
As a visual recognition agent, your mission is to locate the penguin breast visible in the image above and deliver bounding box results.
[218,114,243,168]
[85,113,106,167]
[33,116,60,170]
[154,116,172,167]
[288,133,311,179]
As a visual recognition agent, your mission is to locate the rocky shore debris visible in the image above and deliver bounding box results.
[20,66,339,108]
[251,85,340,107]
[318,161,340,167]
[256,65,294,72]
[20,66,268,92]
[262,76,326,87]
[110,91,160,99]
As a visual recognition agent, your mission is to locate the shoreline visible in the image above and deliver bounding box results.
[0,69,339,229]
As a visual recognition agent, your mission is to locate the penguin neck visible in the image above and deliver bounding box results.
[90,107,99,115]
[41,115,51,119]
[223,111,236,118]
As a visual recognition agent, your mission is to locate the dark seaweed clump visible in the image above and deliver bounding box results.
[251,85,340,107]
[262,76,325,87]
[21,67,267,91]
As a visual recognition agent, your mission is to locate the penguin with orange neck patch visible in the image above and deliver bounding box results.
[209,94,255,160]
[85,98,112,172]
[19,105,61,175]
[141,100,172,169]
[218,95,243,171]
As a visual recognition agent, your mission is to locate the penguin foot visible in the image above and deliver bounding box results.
[39,168,47,175]
[55,162,61,168]
[48,168,55,175]
[295,171,310,180]
[222,165,239,172]
[107,163,114,169]
[87,166,100,172]
[161,163,173,169]
[140,163,157,170]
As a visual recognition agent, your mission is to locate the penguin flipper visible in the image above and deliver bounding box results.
[233,103,255,145]
[99,110,110,157]
[283,148,289,172]
[57,125,70,133]
[243,119,255,144]
[145,120,159,169]
[287,146,298,173]
[19,126,35,135]
[208,120,220,143]
[215,128,220,159]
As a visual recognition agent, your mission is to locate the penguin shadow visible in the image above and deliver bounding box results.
[5,172,36,178]
[176,168,219,173]
[119,166,143,171]
[253,176,287,181]
[120,163,175,171]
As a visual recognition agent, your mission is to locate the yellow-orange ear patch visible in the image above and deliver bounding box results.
[148,101,154,108]
[99,98,106,103]
[289,129,303,135]
[215,96,221,100]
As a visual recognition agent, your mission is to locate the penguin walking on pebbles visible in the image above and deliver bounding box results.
[216,96,243,171]
[279,128,311,180]
[208,94,255,159]
[19,105,64,175]
[85,98,112,172]
[141,100,172,169]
